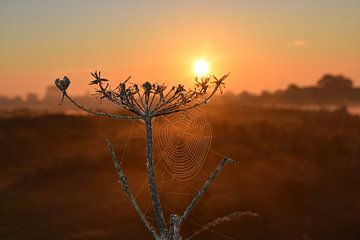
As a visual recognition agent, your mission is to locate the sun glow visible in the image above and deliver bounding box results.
[193,59,209,76]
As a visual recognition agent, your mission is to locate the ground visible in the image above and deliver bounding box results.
[1,102,360,239]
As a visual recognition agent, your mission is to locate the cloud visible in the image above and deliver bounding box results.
[291,39,307,47]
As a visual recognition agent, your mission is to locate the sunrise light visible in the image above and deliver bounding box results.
[193,59,209,76]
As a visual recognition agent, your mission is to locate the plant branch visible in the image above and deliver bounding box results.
[107,139,160,240]
[185,211,260,240]
[153,73,229,117]
[167,214,182,240]
[145,117,168,237]
[152,86,175,112]
[64,92,141,120]
[97,81,141,115]
[179,156,235,225]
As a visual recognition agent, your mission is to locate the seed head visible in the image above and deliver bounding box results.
[55,76,71,92]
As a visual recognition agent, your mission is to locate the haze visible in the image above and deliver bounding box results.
[0,0,359,97]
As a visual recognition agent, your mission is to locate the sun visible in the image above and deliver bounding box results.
[193,59,209,76]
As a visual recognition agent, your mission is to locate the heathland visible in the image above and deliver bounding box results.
[1,96,359,239]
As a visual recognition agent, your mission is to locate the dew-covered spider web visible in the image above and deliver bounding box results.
[111,111,236,239]
[153,108,213,182]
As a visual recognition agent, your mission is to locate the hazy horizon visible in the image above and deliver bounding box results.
[1,0,360,98]
[1,72,360,101]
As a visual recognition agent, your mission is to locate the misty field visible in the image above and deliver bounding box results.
[1,102,360,240]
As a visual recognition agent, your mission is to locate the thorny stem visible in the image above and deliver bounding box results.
[106,139,160,240]
[145,116,168,238]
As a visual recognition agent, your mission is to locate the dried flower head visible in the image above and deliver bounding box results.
[55,76,70,92]
[54,71,229,119]
[55,76,71,103]
[52,70,249,240]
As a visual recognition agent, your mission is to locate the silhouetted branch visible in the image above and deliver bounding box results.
[144,117,168,238]
[96,80,141,115]
[91,72,141,115]
[54,76,141,120]
[153,73,229,117]
[185,211,260,240]
[53,70,246,240]
[180,156,235,225]
[55,72,228,120]
[107,139,160,240]
[167,214,181,240]
[64,93,141,120]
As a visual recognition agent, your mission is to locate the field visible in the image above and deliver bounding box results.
[1,101,360,239]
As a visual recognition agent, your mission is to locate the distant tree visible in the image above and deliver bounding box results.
[12,96,23,104]
[317,74,353,90]
[240,91,252,97]
[261,90,272,97]
[287,84,300,92]
[0,96,10,105]
[283,84,303,104]
[26,93,39,103]
[44,86,61,102]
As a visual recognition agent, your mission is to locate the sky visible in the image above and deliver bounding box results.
[0,0,359,98]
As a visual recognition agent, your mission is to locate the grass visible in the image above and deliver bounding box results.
[1,102,360,239]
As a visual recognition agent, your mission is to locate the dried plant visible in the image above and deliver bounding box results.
[55,71,256,239]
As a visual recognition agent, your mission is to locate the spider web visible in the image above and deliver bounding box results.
[113,113,235,240]
[153,108,213,182]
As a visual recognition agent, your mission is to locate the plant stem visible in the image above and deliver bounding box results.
[167,214,181,240]
[106,139,160,240]
[145,116,167,238]
[180,157,235,225]
[184,211,260,240]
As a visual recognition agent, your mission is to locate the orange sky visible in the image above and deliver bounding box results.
[0,1,359,98]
